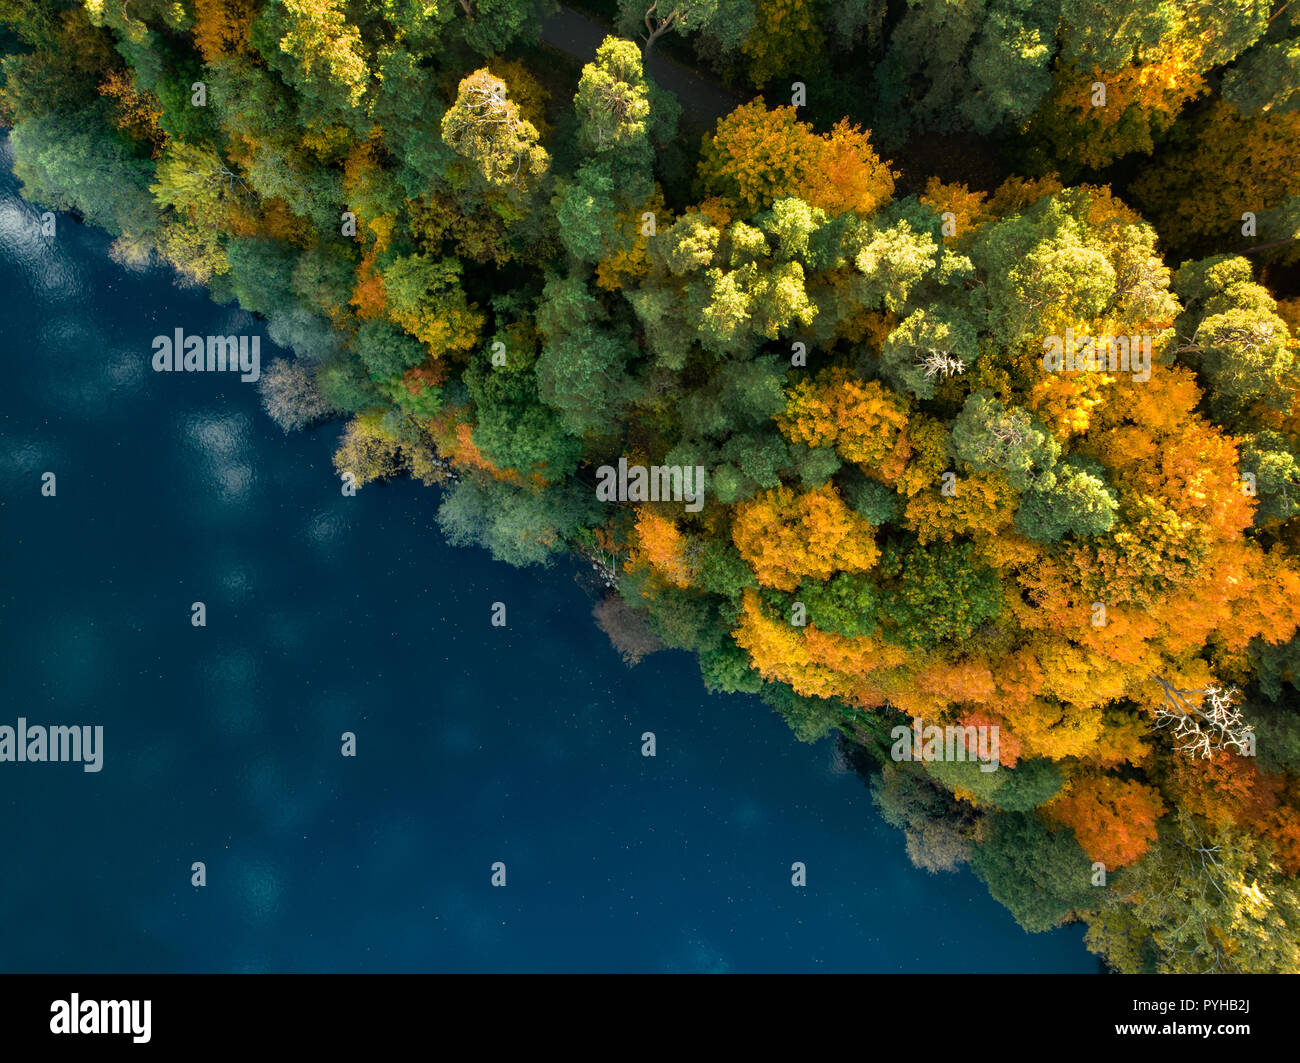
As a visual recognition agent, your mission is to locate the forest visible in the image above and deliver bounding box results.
[3,0,1300,973]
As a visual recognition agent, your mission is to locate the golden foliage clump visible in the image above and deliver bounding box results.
[920,177,993,244]
[731,482,880,591]
[632,509,697,589]
[698,100,895,218]
[777,368,912,477]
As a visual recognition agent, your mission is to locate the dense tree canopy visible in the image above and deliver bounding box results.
[4,0,1300,973]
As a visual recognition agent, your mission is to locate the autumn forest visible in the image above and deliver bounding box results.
[4,0,1300,973]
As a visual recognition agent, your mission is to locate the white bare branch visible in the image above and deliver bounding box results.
[1151,675,1253,759]
[914,347,967,380]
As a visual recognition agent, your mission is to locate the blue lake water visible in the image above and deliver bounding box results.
[0,140,1095,972]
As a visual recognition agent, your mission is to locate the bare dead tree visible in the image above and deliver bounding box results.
[914,347,966,380]
[1151,674,1253,759]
